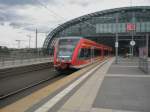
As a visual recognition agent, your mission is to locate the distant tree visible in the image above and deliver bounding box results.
[0,46,10,55]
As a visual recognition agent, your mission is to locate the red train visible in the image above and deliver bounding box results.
[54,37,112,71]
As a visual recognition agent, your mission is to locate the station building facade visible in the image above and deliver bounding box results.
[43,6,150,56]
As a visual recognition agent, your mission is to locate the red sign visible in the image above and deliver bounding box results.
[126,23,136,31]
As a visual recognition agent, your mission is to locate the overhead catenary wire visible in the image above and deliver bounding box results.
[35,0,96,29]
[36,0,66,22]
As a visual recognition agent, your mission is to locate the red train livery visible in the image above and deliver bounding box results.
[54,37,112,71]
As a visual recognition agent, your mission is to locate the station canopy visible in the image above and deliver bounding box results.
[43,6,150,54]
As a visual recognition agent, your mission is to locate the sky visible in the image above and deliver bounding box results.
[0,0,149,48]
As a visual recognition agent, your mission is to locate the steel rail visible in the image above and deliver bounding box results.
[0,74,61,100]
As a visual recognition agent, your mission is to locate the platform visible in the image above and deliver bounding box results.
[0,57,52,69]
[1,57,150,112]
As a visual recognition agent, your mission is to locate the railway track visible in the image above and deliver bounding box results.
[0,75,61,100]
[0,66,76,101]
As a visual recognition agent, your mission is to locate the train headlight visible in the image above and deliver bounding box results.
[57,58,59,61]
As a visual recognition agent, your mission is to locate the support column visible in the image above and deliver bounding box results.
[115,13,119,64]
[146,33,149,58]
[146,33,149,73]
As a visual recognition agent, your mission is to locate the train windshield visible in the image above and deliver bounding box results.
[57,38,79,59]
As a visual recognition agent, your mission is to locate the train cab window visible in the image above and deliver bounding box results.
[57,38,79,59]
[59,39,79,46]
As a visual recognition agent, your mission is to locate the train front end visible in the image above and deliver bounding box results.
[54,37,79,71]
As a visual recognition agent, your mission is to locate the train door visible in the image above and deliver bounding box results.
[91,47,94,62]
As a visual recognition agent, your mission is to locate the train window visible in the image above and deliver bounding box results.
[84,49,88,58]
[78,48,91,60]
[87,49,91,58]
[78,48,102,59]
[85,48,91,58]
[104,50,108,56]
[93,49,101,57]
[78,48,102,60]
[78,48,85,59]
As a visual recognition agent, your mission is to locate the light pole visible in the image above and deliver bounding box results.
[15,40,21,49]
[35,29,38,49]
[27,35,32,48]
[131,12,135,57]
[131,32,134,56]
[15,40,25,49]
[130,0,133,6]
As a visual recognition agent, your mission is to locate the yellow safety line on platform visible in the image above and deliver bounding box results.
[1,60,104,112]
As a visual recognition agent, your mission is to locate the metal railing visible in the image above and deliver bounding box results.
[139,57,149,73]
[0,50,53,68]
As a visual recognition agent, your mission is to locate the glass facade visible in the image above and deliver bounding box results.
[44,7,150,51]
[56,10,150,37]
